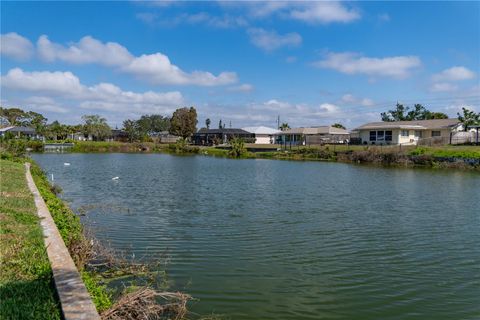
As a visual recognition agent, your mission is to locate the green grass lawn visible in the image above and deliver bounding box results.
[0,159,61,319]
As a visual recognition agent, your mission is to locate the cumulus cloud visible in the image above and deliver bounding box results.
[0,32,34,61]
[314,52,421,79]
[317,103,339,114]
[35,34,238,86]
[429,82,458,92]
[37,35,133,66]
[1,68,184,115]
[290,2,360,24]
[247,28,302,51]
[432,66,476,82]
[1,68,84,95]
[243,1,360,24]
[122,53,237,85]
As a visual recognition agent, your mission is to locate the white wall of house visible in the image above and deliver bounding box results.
[360,128,455,145]
[254,134,274,144]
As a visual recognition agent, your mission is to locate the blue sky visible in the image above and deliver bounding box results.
[1,1,479,129]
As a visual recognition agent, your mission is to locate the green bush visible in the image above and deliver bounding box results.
[228,138,247,158]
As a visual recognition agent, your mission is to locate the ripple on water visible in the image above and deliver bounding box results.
[32,153,480,320]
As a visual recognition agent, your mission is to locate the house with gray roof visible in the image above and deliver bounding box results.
[275,126,350,145]
[352,119,462,145]
[242,126,280,144]
[0,126,38,139]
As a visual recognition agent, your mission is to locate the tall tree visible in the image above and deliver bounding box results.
[428,112,449,119]
[0,107,26,125]
[169,107,198,139]
[457,107,480,131]
[82,114,111,140]
[123,119,141,142]
[381,103,449,121]
[205,118,211,129]
[332,123,346,130]
[137,114,170,136]
[218,119,223,129]
[381,103,409,121]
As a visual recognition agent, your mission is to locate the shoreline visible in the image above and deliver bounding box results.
[30,141,480,171]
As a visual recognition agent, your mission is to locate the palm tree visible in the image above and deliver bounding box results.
[279,122,290,131]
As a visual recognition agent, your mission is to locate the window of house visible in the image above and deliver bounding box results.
[414,130,423,138]
[431,131,441,137]
[369,131,376,141]
[385,131,393,141]
[401,130,409,137]
[377,130,385,141]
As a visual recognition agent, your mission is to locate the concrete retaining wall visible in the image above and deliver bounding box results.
[25,163,100,320]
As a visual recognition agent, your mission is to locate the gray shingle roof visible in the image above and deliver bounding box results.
[355,119,460,130]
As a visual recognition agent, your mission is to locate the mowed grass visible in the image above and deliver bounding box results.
[0,159,61,319]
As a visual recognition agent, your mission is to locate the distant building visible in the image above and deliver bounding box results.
[352,119,463,145]
[0,126,38,139]
[242,126,280,144]
[275,126,350,145]
[153,131,180,144]
[192,128,255,145]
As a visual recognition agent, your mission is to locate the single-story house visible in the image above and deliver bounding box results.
[242,126,280,144]
[0,126,38,139]
[192,128,255,145]
[275,126,350,145]
[352,119,462,145]
[153,131,180,144]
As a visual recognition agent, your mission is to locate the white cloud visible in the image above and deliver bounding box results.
[227,83,254,93]
[1,68,84,95]
[290,2,360,24]
[429,82,458,92]
[35,34,237,86]
[314,52,421,79]
[0,32,34,61]
[1,68,184,115]
[37,35,134,66]
[341,94,374,106]
[432,66,476,82]
[318,103,339,114]
[242,1,360,24]
[247,28,302,51]
[122,53,237,86]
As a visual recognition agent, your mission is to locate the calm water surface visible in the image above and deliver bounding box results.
[32,153,480,320]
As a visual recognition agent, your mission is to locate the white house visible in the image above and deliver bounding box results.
[242,126,280,144]
[352,119,464,145]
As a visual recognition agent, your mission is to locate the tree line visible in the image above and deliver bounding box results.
[0,106,199,141]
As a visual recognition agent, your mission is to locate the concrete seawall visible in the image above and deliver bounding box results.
[25,163,100,320]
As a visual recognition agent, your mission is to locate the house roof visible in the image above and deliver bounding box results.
[354,119,460,131]
[277,126,349,135]
[196,128,252,135]
[242,126,280,135]
[0,126,36,134]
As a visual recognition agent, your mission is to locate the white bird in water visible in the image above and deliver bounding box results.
[112,176,119,180]
[64,162,70,166]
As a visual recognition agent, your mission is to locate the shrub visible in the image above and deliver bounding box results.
[228,138,247,158]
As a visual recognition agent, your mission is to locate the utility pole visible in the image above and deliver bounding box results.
[277,115,280,129]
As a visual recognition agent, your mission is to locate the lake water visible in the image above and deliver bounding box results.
[32,153,480,320]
